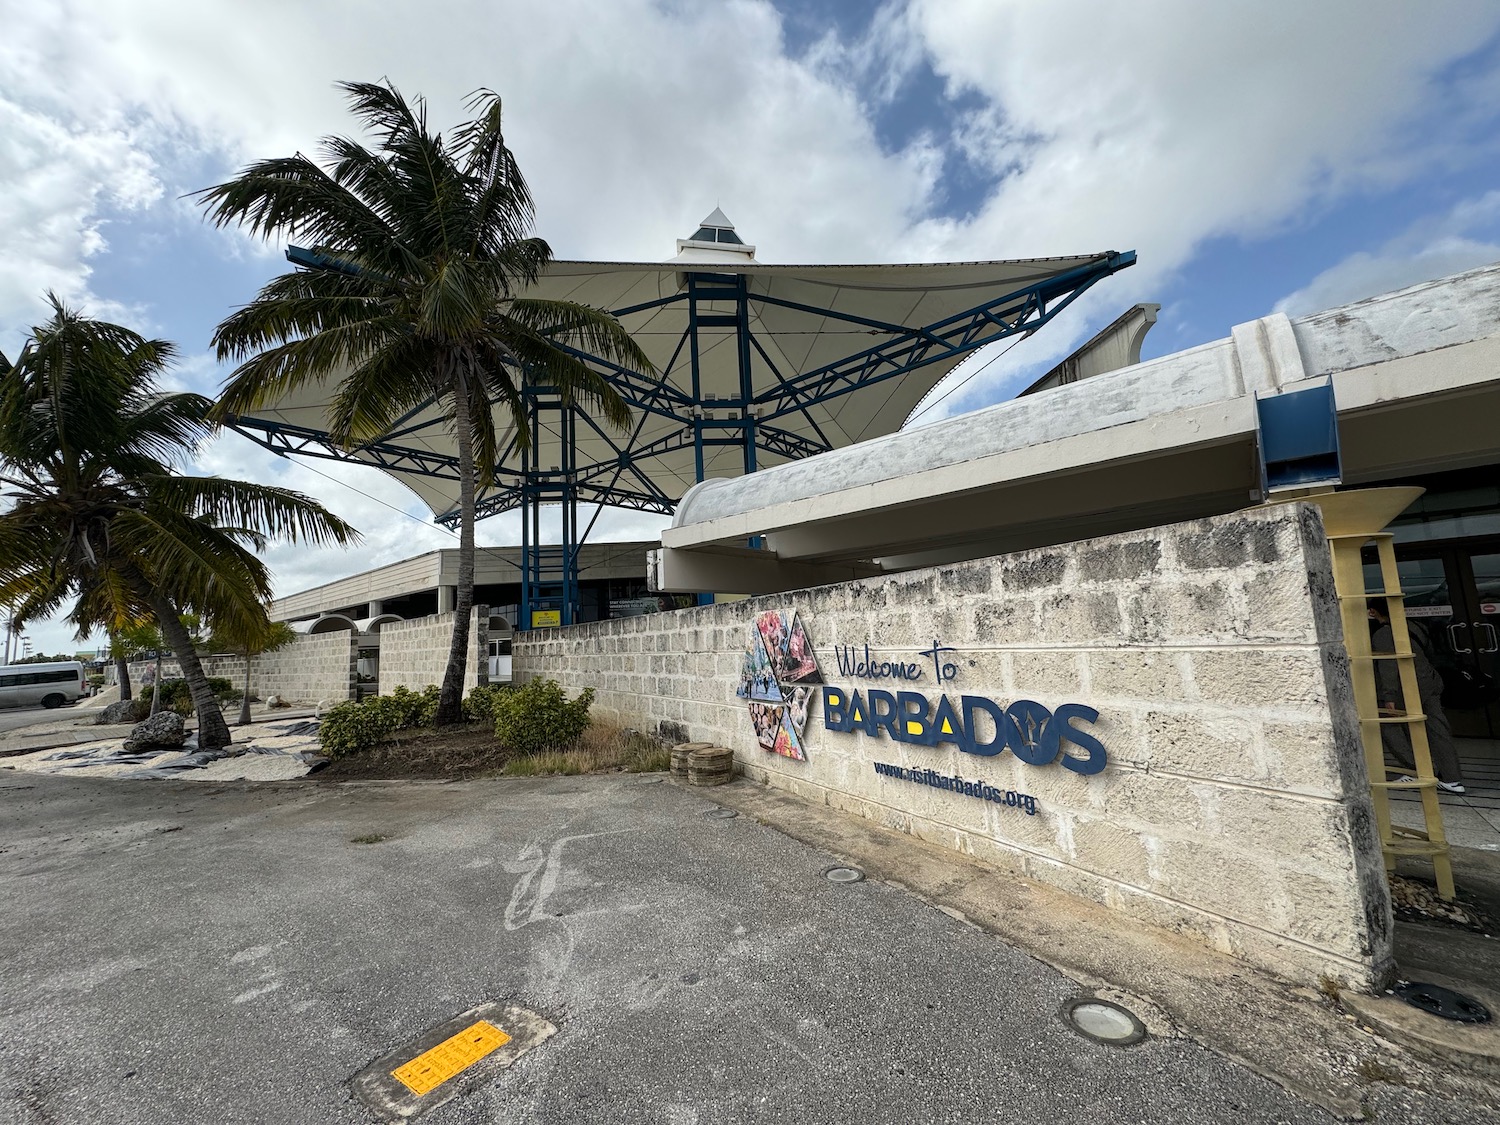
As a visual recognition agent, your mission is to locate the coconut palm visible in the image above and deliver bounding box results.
[208,618,297,726]
[199,80,651,725]
[0,297,359,749]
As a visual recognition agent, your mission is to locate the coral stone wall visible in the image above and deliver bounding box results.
[514,504,1394,990]
[126,631,358,705]
[377,607,489,695]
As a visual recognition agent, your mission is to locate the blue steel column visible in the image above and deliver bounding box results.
[736,274,756,475]
[520,388,537,628]
[688,279,705,483]
[519,388,582,627]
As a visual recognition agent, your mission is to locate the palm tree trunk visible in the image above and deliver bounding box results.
[147,593,232,750]
[149,649,163,716]
[436,379,476,726]
[238,653,253,726]
[112,638,132,702]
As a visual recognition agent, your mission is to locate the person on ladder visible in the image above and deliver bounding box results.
[1368,598,1467,794]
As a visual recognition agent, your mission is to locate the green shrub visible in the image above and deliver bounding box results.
[319,699,396,757]
[463,682,513,722]
[316,685,442,757]
[139,676,241,716]
[207,676,241,702]
[141,680,193,716]
[493,679,595,755]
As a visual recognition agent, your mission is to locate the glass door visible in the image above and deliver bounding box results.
[1375,539,1500,739]
[1456,547,1500,739]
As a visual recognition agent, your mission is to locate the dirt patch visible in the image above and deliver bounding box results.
[1390,874,1499,934]
[315,724,514,781]
[312,720,672,782]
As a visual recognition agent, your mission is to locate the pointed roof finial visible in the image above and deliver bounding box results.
[700,206,734,230]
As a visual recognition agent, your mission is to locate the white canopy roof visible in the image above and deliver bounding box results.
[236,218,1125,523]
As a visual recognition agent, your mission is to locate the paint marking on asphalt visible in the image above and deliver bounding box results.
[350,1001,558,1122]
[391,1020,511,1096]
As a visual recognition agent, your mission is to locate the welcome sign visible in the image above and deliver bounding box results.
[738,610,1109,777]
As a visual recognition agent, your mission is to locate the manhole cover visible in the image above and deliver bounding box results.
[703,807,738,820]
[824,866,865,883]
[1060,997,1148,1046]
[1394,981,1491,1023]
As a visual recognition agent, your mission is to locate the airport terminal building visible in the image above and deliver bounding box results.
[248,209,1500,992]
[516,262,1500,991]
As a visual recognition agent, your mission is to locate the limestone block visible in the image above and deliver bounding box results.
[1259,720,1346,796]
[1142,709,1262,782]
[1064,815,1156,888]
[1188,649,1329,710]
[1207,788,1362,876]
[1121,580,1233,646]
[973,598,1039,644]
[1155,839,1289,921]
[1077,770,1209,835]
[1001,552,1069,591]
[1076,538,1162,583]
[1087,650,1191,703]
[937,565,993,596]
[1033,590,1123,644]
[1173,514,1282,570]
[1008,650,1086,696]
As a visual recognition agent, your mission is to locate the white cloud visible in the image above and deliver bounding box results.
[1275,191,1500,315]
[886,0,1500,410]
[0,95,161,356]
[5,0,1500,632]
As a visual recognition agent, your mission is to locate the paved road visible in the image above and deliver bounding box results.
[0,705,84,735]
[0,773,1382,1124]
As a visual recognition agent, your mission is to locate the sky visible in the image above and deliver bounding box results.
[3,0,1500,656]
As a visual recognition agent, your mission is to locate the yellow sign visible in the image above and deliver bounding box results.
[391,1020,511,1096]
[531,610,562,629]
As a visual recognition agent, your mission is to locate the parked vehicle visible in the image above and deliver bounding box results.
[0,661,88,709]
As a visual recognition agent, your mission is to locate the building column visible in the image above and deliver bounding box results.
[438,586,456,614]
[367,600,383,618]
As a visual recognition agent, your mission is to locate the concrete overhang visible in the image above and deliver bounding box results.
[655,261,1500,593]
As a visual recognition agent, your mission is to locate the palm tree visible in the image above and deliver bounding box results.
[208,618,297,726]
[199,80,652,725]
[0,297,359,749]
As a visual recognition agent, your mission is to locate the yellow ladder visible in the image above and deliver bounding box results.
[1279,488,1453,899]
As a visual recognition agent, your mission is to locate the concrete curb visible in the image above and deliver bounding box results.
[1342,972,1500,1081]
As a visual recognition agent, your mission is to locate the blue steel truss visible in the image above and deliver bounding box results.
[226,248,1135,626]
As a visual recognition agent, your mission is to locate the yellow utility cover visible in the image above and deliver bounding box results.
[390,1020,511,1096]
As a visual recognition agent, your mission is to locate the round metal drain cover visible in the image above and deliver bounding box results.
[703,807,738,820]
[1395,981,1491,1023]
[1061,998,1148,1046]
[824,866,865,884]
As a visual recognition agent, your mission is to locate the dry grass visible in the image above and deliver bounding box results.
[502,722,670,777]
[316,722,508,781]
[314,718,669,781]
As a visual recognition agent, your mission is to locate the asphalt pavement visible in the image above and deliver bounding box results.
[0,772,1455,1124]
[0,704,86,735]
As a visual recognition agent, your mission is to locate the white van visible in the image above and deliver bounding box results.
[0,661,88,709]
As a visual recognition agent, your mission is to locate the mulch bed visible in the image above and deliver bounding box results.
[1389,874,1497,935]
[314,723,514,781]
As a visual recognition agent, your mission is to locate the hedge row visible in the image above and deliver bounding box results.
[316,680,594,758]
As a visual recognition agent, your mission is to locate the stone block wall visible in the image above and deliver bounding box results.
[125,632,358,705]
[378,607,489,695]
[513,504,1394,990]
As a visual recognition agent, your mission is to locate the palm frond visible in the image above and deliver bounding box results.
[142,476,361,548]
